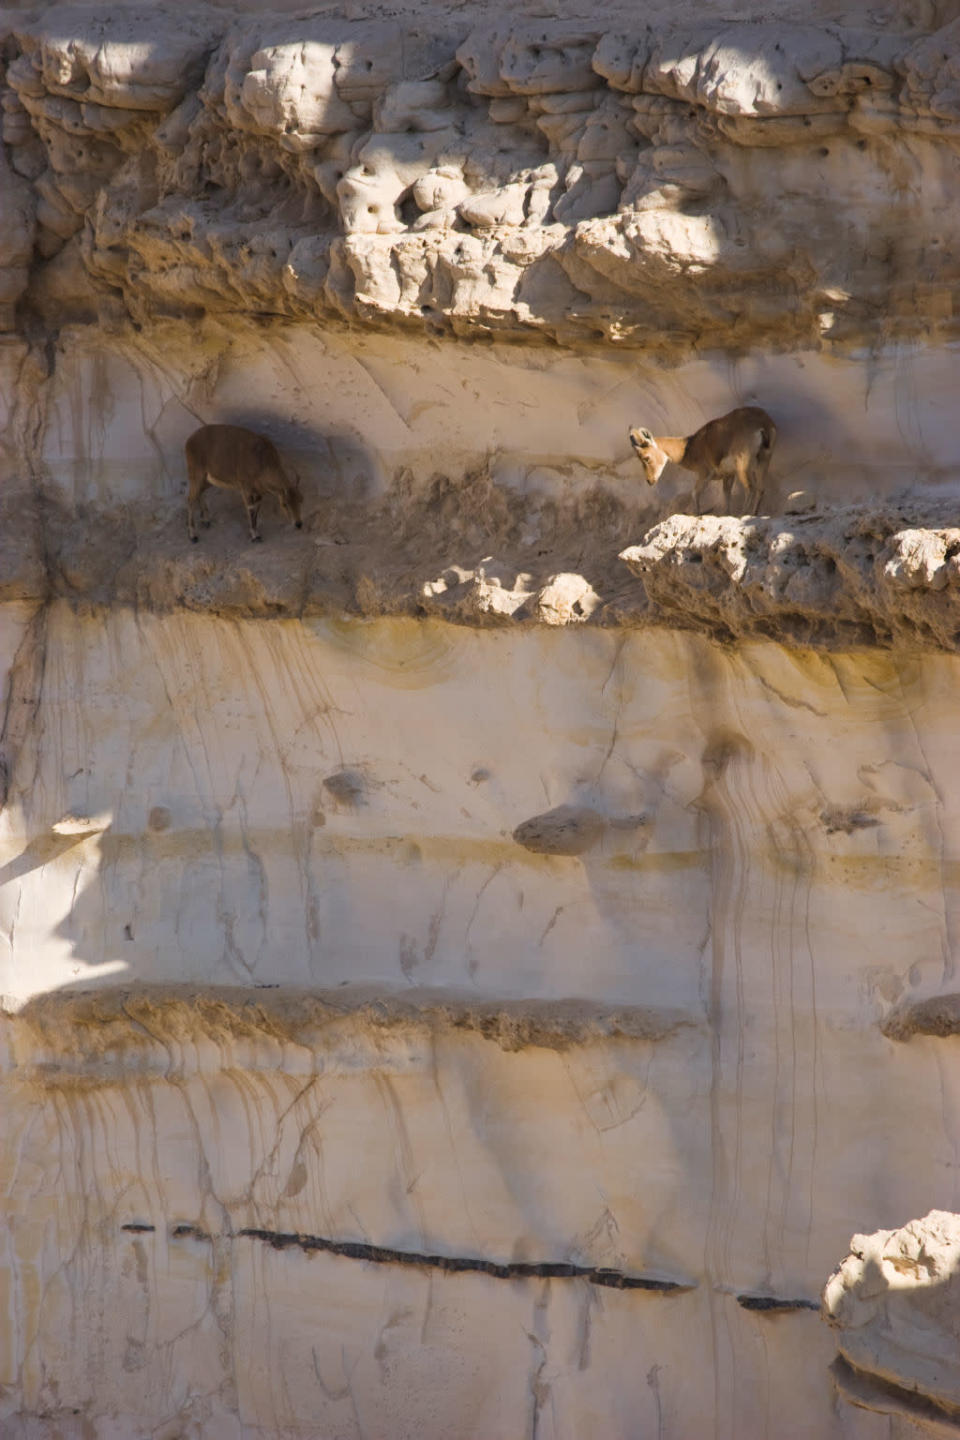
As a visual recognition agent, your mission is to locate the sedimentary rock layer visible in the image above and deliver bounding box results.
[4,321,960,650]
[4,6,960,349]
[3,607,960,1434]
[5,3,960,1435]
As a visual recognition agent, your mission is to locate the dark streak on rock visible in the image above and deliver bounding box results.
[120,1222,155,1233]
[171,1223,210,1240]
[737,1293,819,1312]
[237,1229,693,1291]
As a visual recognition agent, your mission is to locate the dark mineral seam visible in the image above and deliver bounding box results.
[237,1229,692,1291]
[736,1294,819,1312]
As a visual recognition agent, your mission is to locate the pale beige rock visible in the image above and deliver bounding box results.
[823,1212,960,1426]
[3,603,960,1434]
[619,508,960,649]
[5,8,960,346]
[536,572,601,625]
[8,6,960,1436]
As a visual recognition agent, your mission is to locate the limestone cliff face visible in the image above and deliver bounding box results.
[4,5,960,349]
[4,3,960,1439]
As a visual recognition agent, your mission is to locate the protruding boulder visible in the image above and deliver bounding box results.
[823,1212,960,1425]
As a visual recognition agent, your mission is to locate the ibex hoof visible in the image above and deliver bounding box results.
[251,535,263,543]
[295,521,303,530]
[190,536,198,544]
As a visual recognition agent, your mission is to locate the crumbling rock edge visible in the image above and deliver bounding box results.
[0,982,699,1079]
[9,488,960,651]
[619,504,960,650]
[882,993,960,1040]
[823,1211,960,1429]
[6,8,960,352]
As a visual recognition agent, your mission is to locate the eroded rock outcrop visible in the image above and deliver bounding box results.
[5,8,960,348]
[824,1212,960,1429]
[620,506,960,648]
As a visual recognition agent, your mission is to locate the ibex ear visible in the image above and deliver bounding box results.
[639,428,653,442]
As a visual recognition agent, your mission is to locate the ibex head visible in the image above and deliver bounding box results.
[628,427,667,485]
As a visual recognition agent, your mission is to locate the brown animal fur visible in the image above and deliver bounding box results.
[628,406,777,516]
[185,424,303,542]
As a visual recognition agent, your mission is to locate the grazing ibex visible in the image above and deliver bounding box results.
[185,424,304,542]
[629,406,776,517]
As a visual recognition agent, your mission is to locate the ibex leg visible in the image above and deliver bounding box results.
[186,463,209,543]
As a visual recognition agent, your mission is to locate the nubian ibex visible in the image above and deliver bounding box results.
[629,406,776,516]
[185,424,304,542]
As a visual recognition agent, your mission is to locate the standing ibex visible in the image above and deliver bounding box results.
[628,406,776,516]
[185,424,304,542]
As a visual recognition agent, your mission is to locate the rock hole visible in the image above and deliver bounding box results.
[323,768,366,805]
[148,805,171,831]
[398,191,419,226]
[819,146,830,156]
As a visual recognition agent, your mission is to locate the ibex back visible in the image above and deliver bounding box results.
[185,424,304,542]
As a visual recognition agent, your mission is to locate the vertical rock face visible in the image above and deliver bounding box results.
[4,1,960,1437]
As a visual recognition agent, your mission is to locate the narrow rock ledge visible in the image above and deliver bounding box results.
[619,505,960,650]
[1,982,700,1080]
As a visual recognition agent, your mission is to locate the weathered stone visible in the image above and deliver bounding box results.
[823,1212,960,1425]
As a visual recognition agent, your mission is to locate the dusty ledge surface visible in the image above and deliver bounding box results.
[10,483,960,650]
[1,981,699,1076]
